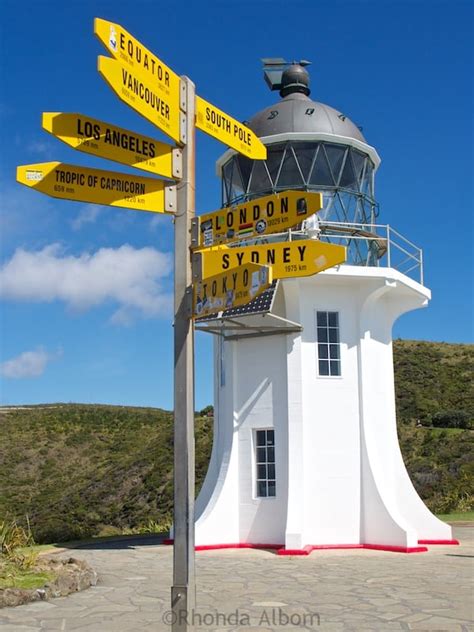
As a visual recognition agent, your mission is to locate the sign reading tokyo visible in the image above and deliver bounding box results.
[194,191,323,248]
[98,56,181,143]
[197,240,346,280]
[42,113,181,179]
[193,264,272,319]
[94,18,180,105]
[196,97,267,160]
[16,162,176,214]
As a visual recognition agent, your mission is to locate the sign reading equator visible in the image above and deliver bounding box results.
[194,191,323,248]
[196,96,267,160]
[194,240,346,280]
[193,263,272,319]
[16,162,176,214]
[42,112,182,179]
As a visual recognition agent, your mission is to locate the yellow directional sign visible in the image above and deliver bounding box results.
[98,56,181,143]
[194,191,323,248]
[195,240,346,280]
[193,263,272,319]
[16,162,176,214]
[94,17,180,108]
[196,96,267,160]
[42,113,182,179]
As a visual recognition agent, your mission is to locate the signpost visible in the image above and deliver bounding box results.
[15,17,351,632]
[193,191,323,248]
[193,263,272,318]
[16,162,176,214]
[196,96,267,160]
[194,239,347,280]
[42,112,182,179]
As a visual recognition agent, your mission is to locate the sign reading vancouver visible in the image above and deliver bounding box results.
[16,162,176,214]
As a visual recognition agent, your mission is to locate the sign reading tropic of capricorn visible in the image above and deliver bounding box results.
[42,112,182,179]
[194,191,324,248]
[16,162,177,214]
[194,239,347,281]
[194,263,272,319]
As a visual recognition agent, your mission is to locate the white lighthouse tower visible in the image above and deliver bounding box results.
[193,62,456,554]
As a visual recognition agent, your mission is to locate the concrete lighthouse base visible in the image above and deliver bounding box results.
[191,266,457,554]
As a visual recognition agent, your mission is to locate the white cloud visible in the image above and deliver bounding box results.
[27,139,54,157]
[1,347,61,379]
[71,204,104,230]
[0,243,173,323]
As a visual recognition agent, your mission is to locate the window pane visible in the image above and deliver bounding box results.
[329,344,340,359]
[268,481,276,497]
[328,328,339,343]
[294,145,316,182]
[257,447,266,463]
[267,464,275,479]
[319,360,329,376]
[325,144,346,182]
[317,327,328,342]
[318,344,328,359]
[256,431,266,446]
[248,160,272,195]
[265,145,285,184]
[328,312,338,327]
[266,430,274,445]
[237,155,253,192]
[267,447,275,463]
[330,360,341,376]
[310,145,334,186]
[257,464,267,479]
[257,481,267,497]
[277,147,304,188]
[317,311,328,326]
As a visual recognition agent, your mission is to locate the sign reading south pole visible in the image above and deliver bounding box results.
[196,96,267,160]
[42,113,182,179]
[16,162,176,214]
[194,191,323,248]
[195,240,346,280]
[193,263,272,319]
[95,18,181,142]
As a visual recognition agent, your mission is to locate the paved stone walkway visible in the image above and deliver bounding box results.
[0,526,472,631]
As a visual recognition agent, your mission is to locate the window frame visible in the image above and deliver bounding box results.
[254,428,277,499]
[316,310,342,378]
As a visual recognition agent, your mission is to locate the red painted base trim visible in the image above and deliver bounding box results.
[418,539,460,545]
[163,539,428,554]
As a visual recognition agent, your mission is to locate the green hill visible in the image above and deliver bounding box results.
[0,340,472,543]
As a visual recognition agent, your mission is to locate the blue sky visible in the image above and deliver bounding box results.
[1,0,472,409]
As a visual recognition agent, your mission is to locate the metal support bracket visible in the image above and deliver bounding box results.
[180,80,187,113]
[164,185,178,213]
[190,217,199,249]
[180,113,187,145]
[191,251,202,282]
[172,148,183,180]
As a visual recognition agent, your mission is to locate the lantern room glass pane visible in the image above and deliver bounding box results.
[237,155,253,192]
[230,160,245,200]
[248,160,272,196]
[293,144,317,182]
[325,145,346,183]
[310,145,334,186]
[265,144,286,185]
[277,147,304,188]
[339,151,357,189]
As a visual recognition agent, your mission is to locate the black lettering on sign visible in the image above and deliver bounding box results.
[222,253,230,270]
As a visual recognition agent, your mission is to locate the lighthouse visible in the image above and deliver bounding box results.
[192,61,455,554]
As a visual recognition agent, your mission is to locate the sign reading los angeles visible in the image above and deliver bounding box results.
[95,18,181,142]
[193,263,272,319]
[16,162,176,214]
[194,191,323,248]
[196,97,266,160]
[42,113,181,179]
[195,240,346,280]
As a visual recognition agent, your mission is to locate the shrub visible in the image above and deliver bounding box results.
[431,410,472,429]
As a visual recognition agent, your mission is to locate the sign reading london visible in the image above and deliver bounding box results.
[42,113,181,179]
[196,96,266,160]
[16,162,176,214]
[193,263,272,319]
[194,191,323,248]
[196,240,346,280]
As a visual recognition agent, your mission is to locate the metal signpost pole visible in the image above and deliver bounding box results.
[172,76,196,632]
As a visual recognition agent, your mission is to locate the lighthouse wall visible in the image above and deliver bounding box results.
[194,266,453,549]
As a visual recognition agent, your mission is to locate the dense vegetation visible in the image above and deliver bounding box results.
[0,340,472,543]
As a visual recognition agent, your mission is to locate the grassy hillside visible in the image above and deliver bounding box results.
[0,340,472,543]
